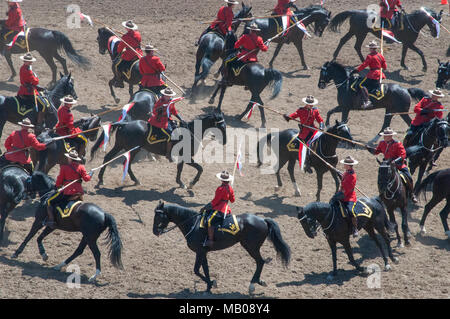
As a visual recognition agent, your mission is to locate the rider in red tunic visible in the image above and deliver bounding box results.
[114,20,143,88]
[200,171,235,248]
[380,0,403,30]
[273,0,299,35]
[139,44,167,95]
[2,1,26,50]
[350,40,387,109]
[2,118,47,173]
[235,24,268,63]
[196,0,238,46]
[366,127,418,203]
[148,87,186,161]
[55,95,87,160]
[45,150,92,228]
[333,156,359,237]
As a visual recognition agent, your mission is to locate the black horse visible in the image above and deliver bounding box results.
[153,201,291,294]
[209,33,283,128]
[405,118,449,191]
[91,111,227,189]
[297,198,398,280]
[0,23,90,84]
[120,89,158,122]
[191,2,252,100]
[252,5,331,70]
[329,7,442,72]
[0,168,54,242]
[34,115,102,173]
[377,159,411,247]
[256,120,353,200]
[97,27,141,103]
[416,168,450,239]
[318,61,413,144]
[12,187,123,283]
[436,60,449,89]
[0,73,77,148]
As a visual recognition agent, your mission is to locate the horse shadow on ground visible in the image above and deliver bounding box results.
[94,186,201,209]
[9,201,39,222]
[0,81,19,93]
[383,69,422,85]
[127,289,273,299]
[276,269,359,287]
[414,234,450,251]
[280,69,311,79]
[241,193,299,218]
[0,254,100,285]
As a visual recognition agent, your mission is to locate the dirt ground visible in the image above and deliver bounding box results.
[0,0,448,299]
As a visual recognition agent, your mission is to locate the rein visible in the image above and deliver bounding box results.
[383,167,400,200]
[156,209,202,237]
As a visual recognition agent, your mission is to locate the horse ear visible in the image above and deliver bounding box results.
[328,12,331,18]
[59,72,64,78]
[68,71,72,78]
[437,58,441,65]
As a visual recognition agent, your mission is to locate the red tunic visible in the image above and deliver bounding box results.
[235,33,268,63]
[411,98,444,126]
[55,162,91,196]
[380,0,402,20]
[211,183,235,214]
[139,55,166,87]
[148,98,179,129]
[4,129,46,165]
[117,30,143,61]
[374,140,407,169]
[5,4,25,32]
[55,106,82,137]
[274,0,294,16]
[356,52,387,80]
[340,169,357,202]
[288,107,324,140]
[17,64,39,96]
[211,5,234,36]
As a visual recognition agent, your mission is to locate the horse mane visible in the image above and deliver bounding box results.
[296,5,327,15]
[413,7,437,18]
[304,201,330,216]
[165,203,198,218]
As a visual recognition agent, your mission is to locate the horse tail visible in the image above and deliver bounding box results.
[446,45,450,57]
[408,88,428,102]
[415,170,440,201]
[104,213,124,270]
[265,218,291,267]
[52,31,91,70]
[257,132,272,167]
[265,69,283,100]
[329,11,358,32]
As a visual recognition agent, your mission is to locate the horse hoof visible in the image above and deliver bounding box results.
[402,65,409,71]
[89,269,101,283]
[303,65,309,70]
[249,283,255,295]
[393,257,399,264]
[422,67,427,73]
[114,98,120,104]
[6,76,14,82]
[53,262,66,271]
[445,231,450,239]
[264,257,272,264]
[208,99,214,105]
[259,280,267,287]
[384,264,391,271]
[11,253,18,259]
[134,181,141,186]
[212,280,217,289]
[405,241,411,247]
[294,191,301,197]
[274,186,281,192]
[397,242,404,248]
[41,253,49,262]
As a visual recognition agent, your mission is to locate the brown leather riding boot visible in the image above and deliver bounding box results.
[360,87,372,109]
[352,216,359,238]
[205,227,215,248]
[406,178,418,204]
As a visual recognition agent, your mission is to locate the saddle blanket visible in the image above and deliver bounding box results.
[146,125,171,145]
[56,201,82,218]
[339,200,373,219]
[224,54,247,77]
[14,95,50,116]
[4,28,29,49]
[350,77,385,100]
[200,213,240,236]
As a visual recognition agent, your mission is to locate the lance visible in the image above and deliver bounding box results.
[237,14,311,62]
[258,104,368,148]
[57,146,140,193]
[298,139,370,198]
[385,109,449,116]
[222,141,241,221]
[201,14,287,24]
[105,27,186,95]
[380,20,384,85]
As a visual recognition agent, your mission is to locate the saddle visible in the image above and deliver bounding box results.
[55,200,82,219]
[14,95,50,116]
[286,133,319,153]
[224,53,248,78]
[199,213,240,236]
[350,76,385,100]
[115,57,139,80]
[337,200,373,219]
[3,27,29,49]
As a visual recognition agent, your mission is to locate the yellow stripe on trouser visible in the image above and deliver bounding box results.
[207,210,219,227]
[47,191,61,206]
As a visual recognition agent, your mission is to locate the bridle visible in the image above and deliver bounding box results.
[154,208,201,238]
[380,164,400,200]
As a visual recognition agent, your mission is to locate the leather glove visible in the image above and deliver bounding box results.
[283,114,291,122]
[420,109,432,115]
[365,145,376,154]
[88,170,94,177]
[349,69,358,76]
[330,191,345,204]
